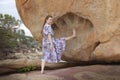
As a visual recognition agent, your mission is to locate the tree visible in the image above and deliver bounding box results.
[0,13,21,28]
[0,13,38,57]
[0,13,21,54]
[0,27,17,53]
[17,29,37,48]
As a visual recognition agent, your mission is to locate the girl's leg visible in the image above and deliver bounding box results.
[41,60,46,74]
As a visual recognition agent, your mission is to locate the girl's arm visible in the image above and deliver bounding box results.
[64,29,76,41]
[48,34,53,51]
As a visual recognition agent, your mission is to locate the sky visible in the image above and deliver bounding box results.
[0,0,33,37]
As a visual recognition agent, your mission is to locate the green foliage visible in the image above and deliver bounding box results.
[0,14,3,18]
[0,13,38,54]
[0,13,20,53]
[16,29,37,48]
[0,27,17,50]
[17,64,36,73]
[0,13,21,28]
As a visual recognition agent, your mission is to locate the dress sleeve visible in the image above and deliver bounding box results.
[44,25,53,35]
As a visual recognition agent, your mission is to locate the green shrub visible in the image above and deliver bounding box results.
[17,64,36,73]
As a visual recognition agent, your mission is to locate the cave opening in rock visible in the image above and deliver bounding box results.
[53,12,94,50]
[52,12,96,61]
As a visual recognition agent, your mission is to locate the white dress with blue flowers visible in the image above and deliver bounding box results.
[41,24,66,63]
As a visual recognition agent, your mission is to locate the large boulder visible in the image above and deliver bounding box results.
[92,24,120,62]
[16,0,120,62]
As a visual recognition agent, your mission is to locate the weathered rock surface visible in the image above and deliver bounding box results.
[16,0,120,62]
[1,65,120,80]
[0,52,78,74]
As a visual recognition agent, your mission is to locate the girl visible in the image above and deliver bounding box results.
[41,15,76,74]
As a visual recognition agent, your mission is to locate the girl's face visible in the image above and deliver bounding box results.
[46,17,53,25]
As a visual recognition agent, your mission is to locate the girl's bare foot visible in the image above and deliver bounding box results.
[40,70,45,74]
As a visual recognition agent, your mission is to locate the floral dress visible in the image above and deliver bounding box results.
[41,23,66,63]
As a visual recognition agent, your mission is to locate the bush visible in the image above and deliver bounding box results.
[0,27,17,53]
[17,64,36,73]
